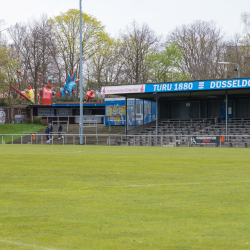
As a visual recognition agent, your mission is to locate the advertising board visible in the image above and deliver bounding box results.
[145,79,250,93]
[101,78,250,95]
[191,136,220,146]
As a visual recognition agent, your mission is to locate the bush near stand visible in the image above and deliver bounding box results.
[33,117,42,124]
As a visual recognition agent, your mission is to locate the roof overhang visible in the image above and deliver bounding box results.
[101,78,250,101]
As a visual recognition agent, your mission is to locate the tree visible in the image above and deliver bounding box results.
[49,9,111,84]
[9,15,56,104]
[119,21,159,84]
[84,38,127,91]
[217,13,250,79]
[0,19,19,102]
[167,20,226,80]
[3,47,20,102]
[0,20,7,93]
[221,35,248,78]
[0,47,8,93]
[145,42,190,82]
[0,44,20,103]
[84,38,115,92]
[241,12,250,36]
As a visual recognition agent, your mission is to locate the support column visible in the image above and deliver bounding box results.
[143,100,144,125]
[125,96,127,135]
[134,98,136,128]
[153,92,159,139]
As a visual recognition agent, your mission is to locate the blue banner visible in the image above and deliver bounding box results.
[145,78,250,93]
[105,99,156,126]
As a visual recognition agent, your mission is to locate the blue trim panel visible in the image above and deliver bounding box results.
[145,78,250,93]
[53,104,105,107]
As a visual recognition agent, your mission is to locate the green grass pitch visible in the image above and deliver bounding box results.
[1,145,250,249]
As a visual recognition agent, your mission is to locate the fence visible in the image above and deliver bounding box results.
[1,133,250,148]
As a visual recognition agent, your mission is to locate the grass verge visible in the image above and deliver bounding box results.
[0,124,45,144]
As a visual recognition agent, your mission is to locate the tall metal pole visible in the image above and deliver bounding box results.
[79,0,83,144]
[226,93,228,139]
[156,96,158,139]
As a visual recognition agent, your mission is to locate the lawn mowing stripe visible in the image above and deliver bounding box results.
[2,180,250,193]
[0,239,58,250]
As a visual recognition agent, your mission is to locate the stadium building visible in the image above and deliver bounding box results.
[101,77,250,147]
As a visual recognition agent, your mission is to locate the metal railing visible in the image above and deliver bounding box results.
[79,120,98,138]
[1,133,250,148]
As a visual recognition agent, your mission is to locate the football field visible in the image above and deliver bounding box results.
[1,145,250,249]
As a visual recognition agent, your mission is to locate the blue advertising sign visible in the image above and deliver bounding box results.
[105,98,156,126]
[105,99,126,126]
[145,78,250,93]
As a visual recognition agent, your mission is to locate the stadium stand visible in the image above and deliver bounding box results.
[117,118,250,147]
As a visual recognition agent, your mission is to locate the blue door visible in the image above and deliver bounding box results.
[221,102,232,121]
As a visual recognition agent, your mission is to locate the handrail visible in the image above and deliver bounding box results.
[1,133,250,148]
[1,133,250,136]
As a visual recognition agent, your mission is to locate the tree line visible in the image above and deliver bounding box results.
[0,10,250,103]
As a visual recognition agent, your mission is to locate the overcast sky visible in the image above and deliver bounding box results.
[1,0,250,38]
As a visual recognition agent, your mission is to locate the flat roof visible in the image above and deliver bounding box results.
[30,103,105,108]
[101,78,250,96]
[52,104,105,107]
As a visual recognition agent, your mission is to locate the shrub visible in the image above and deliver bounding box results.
[55,95,79,102]
[41,119,48,126]
[0,98,7,106]
[25,118,31,124]
[33,117,42,124]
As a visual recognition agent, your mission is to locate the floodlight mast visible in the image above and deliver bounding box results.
[79,0,83,144]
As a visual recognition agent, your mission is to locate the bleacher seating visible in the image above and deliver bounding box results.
[119,118,250,147]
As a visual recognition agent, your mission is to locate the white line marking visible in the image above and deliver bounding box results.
[0,239,58,250]
[2,180,250,193]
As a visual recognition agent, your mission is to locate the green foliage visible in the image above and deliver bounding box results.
[0,46,19,97]
[25,117,31,124]
[3,96,20,105]
[0,146,250,249]
[85,37,117,90]
[33,117,42,124]
[0,47,8,91]
[41,119,48,126]
[0,98,6,106]
[48,9,111,75]
[55,95,79,102]
[146,42,190,82]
